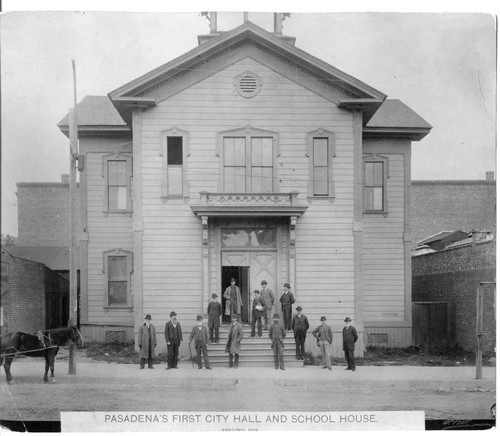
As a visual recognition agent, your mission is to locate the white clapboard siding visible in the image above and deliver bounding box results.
[362,152,406,322]
[84,148,134,325]
[139,57,356,327]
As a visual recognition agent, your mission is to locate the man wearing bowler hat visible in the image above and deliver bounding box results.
[225,313,244,369]
[269,313,286,370]
[343,317,358,371]
[207,293,222,343]
[164,311,183,370]
[189,315,212,370]
[260,280,275,330]
[291,306,309,360]
[279,283,295,330]
[251,289,266,337]
[223,278,242,323]
[312,316,333,370]
[138,314,157,369]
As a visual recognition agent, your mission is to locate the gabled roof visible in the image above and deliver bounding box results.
[108,21,387,124]
[58,95,129,137]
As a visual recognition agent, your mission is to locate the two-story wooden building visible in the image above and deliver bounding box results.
[58,16,431,356]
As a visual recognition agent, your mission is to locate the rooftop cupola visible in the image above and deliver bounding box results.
[198,12,295,45]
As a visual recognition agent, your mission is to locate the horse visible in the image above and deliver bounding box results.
[0,326,83,384]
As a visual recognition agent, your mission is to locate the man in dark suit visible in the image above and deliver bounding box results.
[164,311,183,370]
[291,306,309,360]
[312,316,333,370]
[343,317,358,371]
[279,283,295,330]
[207,293,222,343]
[225,313,244,369]
[251,289,266,337]
[189,315,212,370]
[269,313,286,370]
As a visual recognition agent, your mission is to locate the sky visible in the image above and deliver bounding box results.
[0,9,496,236]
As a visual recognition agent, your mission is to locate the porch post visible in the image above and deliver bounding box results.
[201,216,210,313]
[289,216,297,295]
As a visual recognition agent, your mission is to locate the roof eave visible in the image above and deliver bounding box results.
[338,98,386,125]
[363,126,432,141]
[58,125,131,138]
[108,97,157,125]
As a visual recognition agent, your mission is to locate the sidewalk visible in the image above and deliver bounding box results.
[3,360,495,385]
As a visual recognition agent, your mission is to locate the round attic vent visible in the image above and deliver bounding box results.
[234,71,262,98]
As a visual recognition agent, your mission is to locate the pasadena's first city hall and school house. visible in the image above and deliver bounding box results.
[58,13,431,360]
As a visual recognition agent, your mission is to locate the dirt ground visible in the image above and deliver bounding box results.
[0,360,495,423]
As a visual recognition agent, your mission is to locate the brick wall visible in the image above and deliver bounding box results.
[16,182,80,247]
[412,241,496,352]
[2,252,46,333]
[411,180,496,245]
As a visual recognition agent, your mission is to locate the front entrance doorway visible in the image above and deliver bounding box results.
[221,266,249,324]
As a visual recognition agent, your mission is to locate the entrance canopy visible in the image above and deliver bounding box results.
[191,191,308,218]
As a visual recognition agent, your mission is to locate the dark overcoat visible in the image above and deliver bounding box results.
[342,325,358,351]
[189,325,209,349]
[207,301,222,328]
[279,291,295,307]
[269,323,286,348]
[291,314,310,336]
[164,321,183,346]
[225,322,244,354]
[138,323,157,359]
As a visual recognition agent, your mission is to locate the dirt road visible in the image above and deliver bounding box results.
[0,362,495,422]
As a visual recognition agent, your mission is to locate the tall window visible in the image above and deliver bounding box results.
[102,153,132,213]
[364,161,384,211]
[167,136,183,196]
[103,248,133,308]
[307,129,335,199]
[313,138,329,196]
[160,128,189,199]
[220,128,277,193]
[107,160,127,210]
[107,256,128,306]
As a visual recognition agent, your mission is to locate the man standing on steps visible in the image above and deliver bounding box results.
[269,313,286,370]
[279,283,295,330]
[223,278,242,323]
[312,316,333,370]
[207,293,222,343]
[225,313,243,369]
[291,306,309,360]
[165,311,183,370]
[251,289,266,337]
[189,315,212,370]
[342,317,358,372]
[260,280,275,331]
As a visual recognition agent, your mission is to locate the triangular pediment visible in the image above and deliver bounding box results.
[109,22,386,124]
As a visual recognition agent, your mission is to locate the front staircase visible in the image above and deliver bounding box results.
[206,324,303,368]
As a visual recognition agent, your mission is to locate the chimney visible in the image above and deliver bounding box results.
[61,174,70,184]
[485,171,495,181]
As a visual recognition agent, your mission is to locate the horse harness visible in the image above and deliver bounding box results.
[0,331,59,359]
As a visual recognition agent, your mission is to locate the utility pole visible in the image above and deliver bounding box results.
[68,60,79,375]
[475,281,495,380]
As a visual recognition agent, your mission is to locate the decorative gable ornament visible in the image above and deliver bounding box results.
[234,71,262,98]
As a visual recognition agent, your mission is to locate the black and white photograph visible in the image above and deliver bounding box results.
[0,1,496,432]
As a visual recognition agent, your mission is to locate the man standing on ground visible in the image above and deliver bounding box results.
[207,293,222,343]
[189,315,212,370]
[251,289,266,337]
[223,278,242,323]
[291,306,309,360]
[164,311,182,370]
[260,280,275,330]
[138,314,157,369]
[312,316,333,370]
[343,317,358,372]
[225,313,244,369]
[279,283,295,330]
[269,313,286,370]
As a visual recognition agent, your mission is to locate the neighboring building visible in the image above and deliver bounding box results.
[17,175,80,247]
[411,173,496,246]
[412,237,495,353]
[1,247,69,335]
[57,17,431,357]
